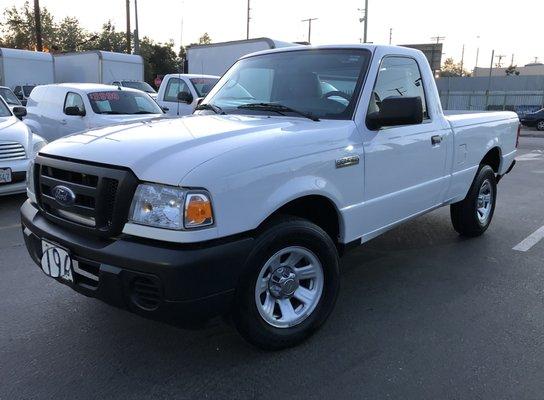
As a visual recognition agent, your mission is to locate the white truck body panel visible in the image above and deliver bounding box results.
[0,48,54,88]
[187,38,298,76]
[39,45,518,244]
[54,51,144,84]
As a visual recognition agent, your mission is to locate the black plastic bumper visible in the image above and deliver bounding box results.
[21,200,255,325]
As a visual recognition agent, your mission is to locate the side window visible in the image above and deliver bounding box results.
[64,92,85,114]
[369,56,428,121]
[164,78,190,102]
[14,86,22,99]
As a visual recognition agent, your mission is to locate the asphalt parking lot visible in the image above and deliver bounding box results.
[1,132,544,400]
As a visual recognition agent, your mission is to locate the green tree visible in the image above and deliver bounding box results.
[86,21,127,53]
[440,57,470,77]
[56,17,88,52]
[139,37,180,85]
[505,65,520,76]
[198,32,212,45]
[0,1,56,50]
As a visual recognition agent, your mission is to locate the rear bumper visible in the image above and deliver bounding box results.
[21,200,255,324]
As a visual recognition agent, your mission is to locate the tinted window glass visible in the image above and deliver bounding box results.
[0,98,11,117]
[87,91,162,115]
[369,57,428,120]
[23,85,35,97]
[0,88,21,105]
[205,49,371,120]
[164,78,191,102]
[121,81,156,93]
[64,92,85,114]
[189,78,219,97]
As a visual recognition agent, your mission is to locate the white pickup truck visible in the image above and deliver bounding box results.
[156,74,219,116]
[21,45,518,350]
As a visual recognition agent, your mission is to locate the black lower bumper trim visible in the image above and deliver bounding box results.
[21,200,255,323]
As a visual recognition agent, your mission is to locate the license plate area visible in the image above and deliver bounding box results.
[41,240,74,283]
[0,168,12,184]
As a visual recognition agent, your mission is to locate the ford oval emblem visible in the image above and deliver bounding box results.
[51,185,76,207]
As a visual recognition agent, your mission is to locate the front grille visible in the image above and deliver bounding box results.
[35,155,138,238]
[0,141,26,161]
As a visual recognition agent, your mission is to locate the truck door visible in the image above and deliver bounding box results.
[158,77,194,116]
[361,56,450,233]
[61,91,88,137]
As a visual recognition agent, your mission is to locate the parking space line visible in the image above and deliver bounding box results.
[513,225,544,252]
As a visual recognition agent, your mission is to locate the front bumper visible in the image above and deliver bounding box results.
[21,200,255,324]
[0,158,28,196]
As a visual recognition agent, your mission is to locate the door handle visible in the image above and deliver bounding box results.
[431,135,442,145]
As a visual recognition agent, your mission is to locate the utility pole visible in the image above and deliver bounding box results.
[474,36,480,75]
[389,28,392,45]
[486,49,494,108]
[495,54,506,68]
[246,0,251,40]
[33,0,43,51]
[133,0,140,54]
[126,0,131,54]
[430,35,445,76]
[358,0,369,43]
[301,18,318,43]
[510,54,514,67]
[460,44,465,76]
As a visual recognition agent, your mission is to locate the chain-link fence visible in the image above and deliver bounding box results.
[439,91,544,115]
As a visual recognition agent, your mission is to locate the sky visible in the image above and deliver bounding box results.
[4,0,544,70]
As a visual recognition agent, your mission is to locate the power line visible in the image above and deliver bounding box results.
[301,18,318,43]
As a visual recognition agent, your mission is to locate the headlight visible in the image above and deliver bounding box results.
[128,184,214,230]
[26,160,35,194]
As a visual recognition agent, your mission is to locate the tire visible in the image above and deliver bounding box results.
[450,165,497,237]
[536,120,544,131]
[232,216,340,350]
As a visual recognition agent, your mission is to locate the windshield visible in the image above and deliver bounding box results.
[190,78,219,97]
[23,85,35,97]
[87,91,163,115]
[203,49,370,120]
[0,99,11,117]
[121,81,156,94]
[0,88,21,105]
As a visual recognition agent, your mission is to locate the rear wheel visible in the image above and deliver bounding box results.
[233,217,340,350]
[450,165,497,237]
[537,120,544,131]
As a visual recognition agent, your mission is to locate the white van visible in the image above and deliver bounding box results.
[23,83,164,142]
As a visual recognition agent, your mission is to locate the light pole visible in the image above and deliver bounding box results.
[358,0,369,43]
[33,0,43,51]
[133,0,140,54]
[301,18,318,43]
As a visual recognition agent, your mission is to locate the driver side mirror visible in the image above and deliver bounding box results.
[366,96,423,130]
[177,91,194,104]
[12,106,27,120]
[64,106,86,117]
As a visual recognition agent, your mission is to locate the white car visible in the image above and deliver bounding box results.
[22,45,518,349]
[0,97,46,196]
[156,74,219,116]
[111,80,158,100]
[23,83,164,142]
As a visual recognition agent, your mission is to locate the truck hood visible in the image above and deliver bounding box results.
[39,114,337,185]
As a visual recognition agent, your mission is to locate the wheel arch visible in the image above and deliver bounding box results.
[480,146,501,173]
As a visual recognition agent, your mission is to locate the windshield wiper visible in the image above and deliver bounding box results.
[195,103,226,115]
[237,103,320,121]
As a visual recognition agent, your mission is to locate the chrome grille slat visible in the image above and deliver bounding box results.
[0,141,26,161]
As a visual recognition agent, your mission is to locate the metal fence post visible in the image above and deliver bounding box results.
[503,92,507,111]
[468,92,472,110]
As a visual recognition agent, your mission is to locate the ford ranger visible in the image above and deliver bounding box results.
[21,45,518,350]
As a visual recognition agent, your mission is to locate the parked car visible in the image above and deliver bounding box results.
[21,45,518,350]
[156,74,219,116]
[23,83,164,142]
[0,86,23,112]
[13,84,36,106]
[0,96,46,196]
[519,108,544,131]
[111,80,158,100]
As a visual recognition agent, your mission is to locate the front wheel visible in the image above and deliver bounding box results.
[450,165,497,237]
[537,120,544,131]
[233,217,340,350]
